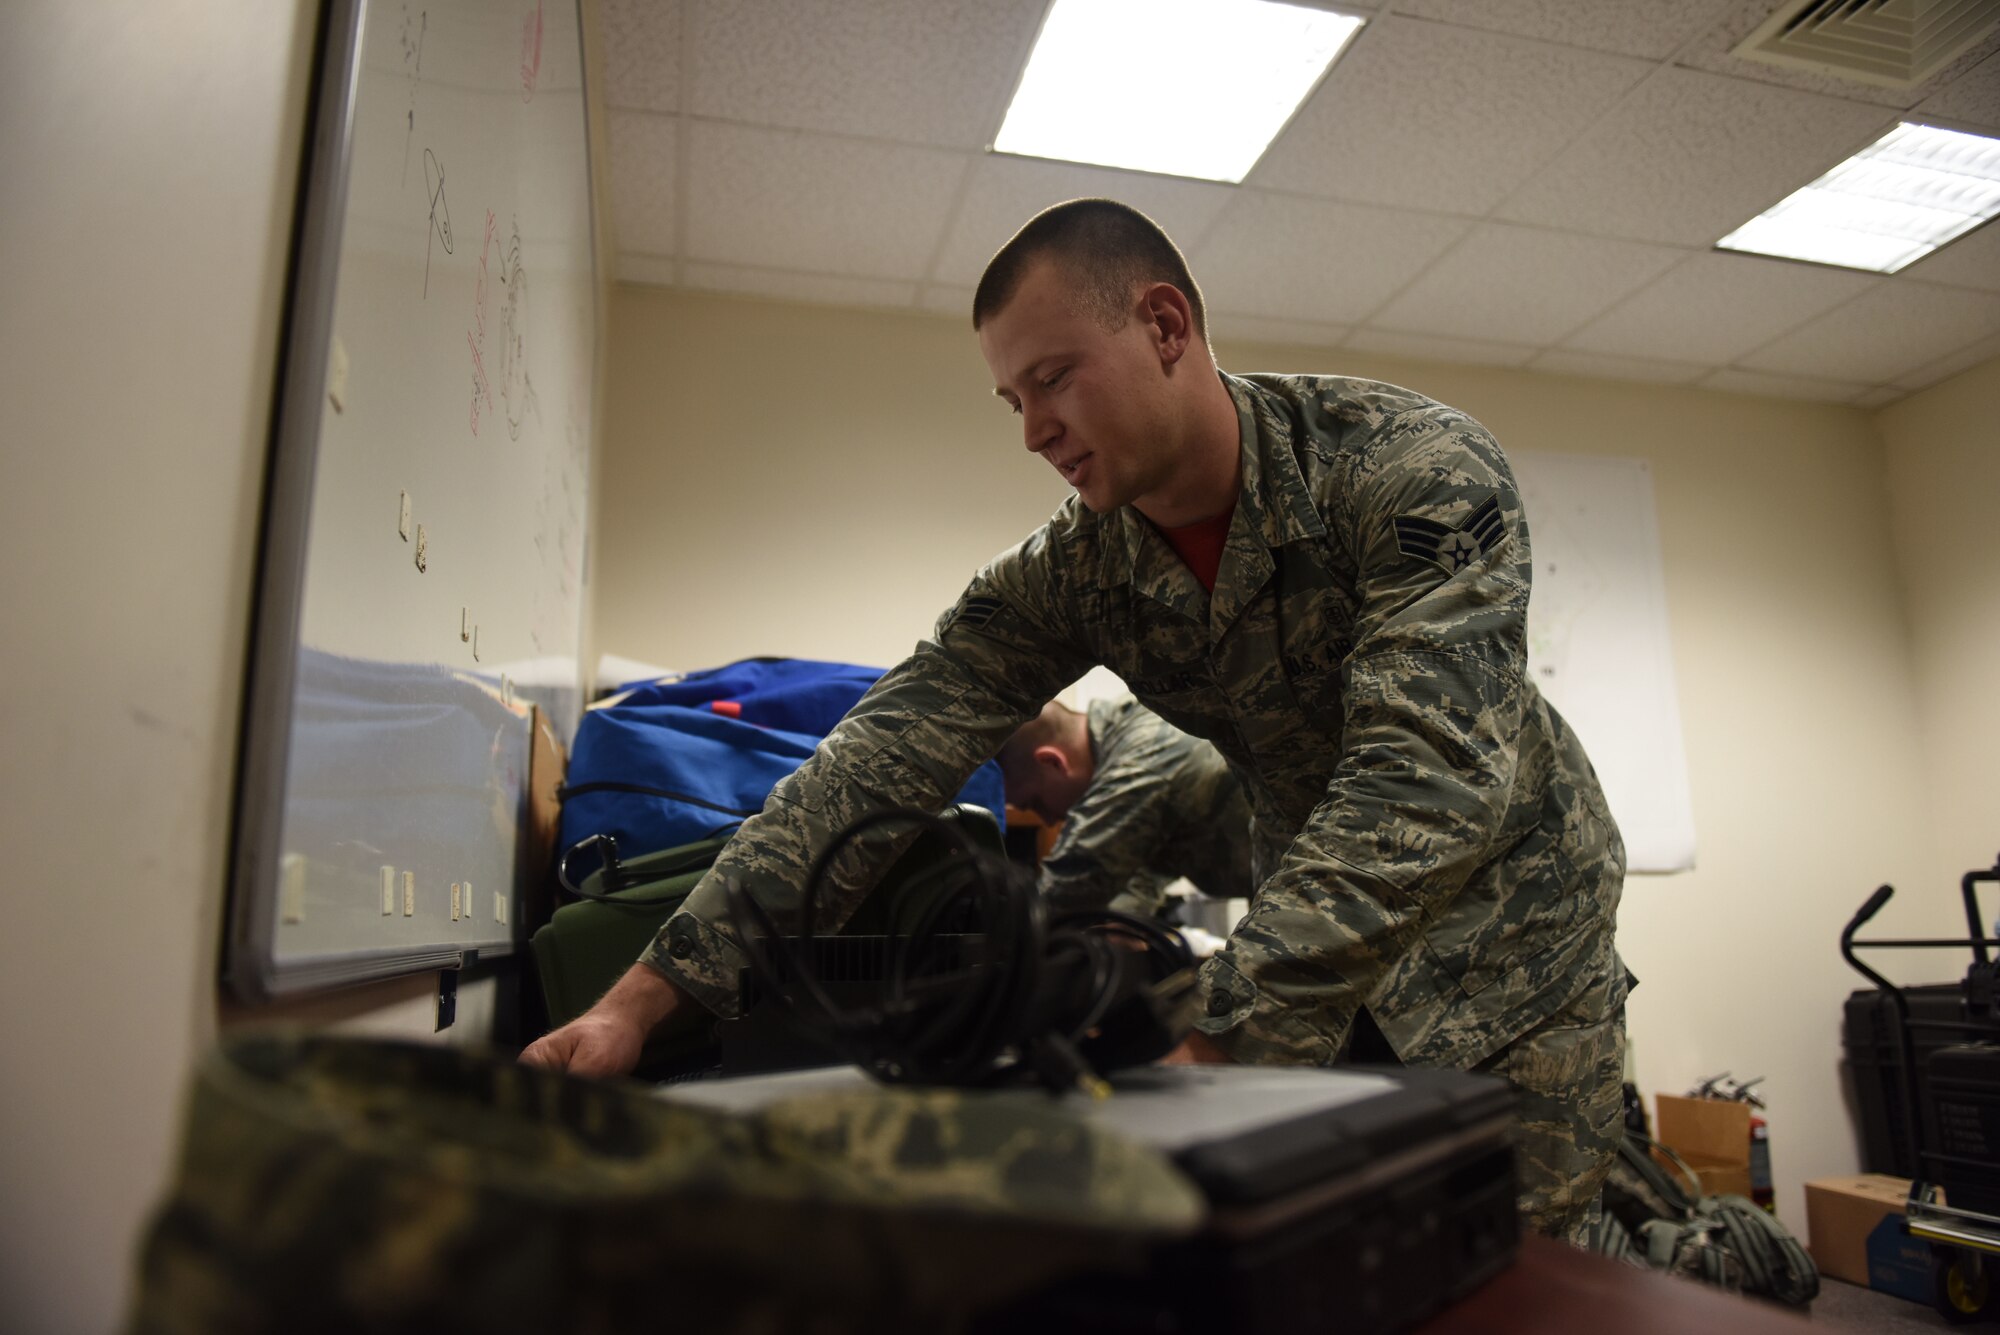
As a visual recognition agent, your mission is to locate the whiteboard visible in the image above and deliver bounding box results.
[227,0,595,999]
[1512,452,1697,874]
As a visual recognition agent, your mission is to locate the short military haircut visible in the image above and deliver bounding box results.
[996,700,1082,785]
[972,198,1206,339]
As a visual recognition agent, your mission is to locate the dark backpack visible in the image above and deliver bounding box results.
[1594,1134,1820,1308]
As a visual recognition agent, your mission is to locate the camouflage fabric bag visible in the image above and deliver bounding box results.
[1593,1133,1818,1308]
[129,1032,1202,1334]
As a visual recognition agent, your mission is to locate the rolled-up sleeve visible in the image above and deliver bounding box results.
[645,528,1095,1016]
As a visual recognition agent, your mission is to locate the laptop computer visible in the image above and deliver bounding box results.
[660,1061,1518,1333]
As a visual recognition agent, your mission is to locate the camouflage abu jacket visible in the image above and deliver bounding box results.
[644,372,1626,1071]
[1038,695,1253,917]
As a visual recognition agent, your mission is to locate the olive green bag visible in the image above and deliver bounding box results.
[529,805,1005,1070]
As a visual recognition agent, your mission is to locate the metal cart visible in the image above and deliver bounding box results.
[1843,856,2000,1323]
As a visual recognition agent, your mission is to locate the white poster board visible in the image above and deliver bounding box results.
[1512,451,1696,873]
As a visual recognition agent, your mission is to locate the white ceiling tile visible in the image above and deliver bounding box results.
[683,122,967,279]
[919,284,976,319]
[1917,50,2000,131]
[1372,223,1685,344]
[1851,386,1907,409]
[592,0,1987,387]
[1208,315,1351,350]
[1562,251,1879,364]
[1899,218,2000,293]
[1528,350,1709,385]
[1891,331,2000,391]
[601,0,682,114]
[1193,193,1470,325]
[608,111,677,257]
[1739,281,2000,382]
[687,0,1046,149]
[680,263,919,311]
[618,255,677,287]
[1493,67,1897,246]
[1346,328,1537,368]
[928,157,1237,287]
[1387,0,1739,60]
[1251,16,1651,214]
[1700,368,1871,403]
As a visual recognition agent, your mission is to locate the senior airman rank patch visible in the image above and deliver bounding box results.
[948,594,1004,629]
[1392,494,1503,574]
[938,593,1009,644]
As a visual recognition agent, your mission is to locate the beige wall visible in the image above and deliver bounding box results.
[1878,355,2000,901]
[597,290,1069,670]
[0,3,315,1328]
[599,283,1955,1226]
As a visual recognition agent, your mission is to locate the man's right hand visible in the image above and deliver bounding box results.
[518,962,690,1079]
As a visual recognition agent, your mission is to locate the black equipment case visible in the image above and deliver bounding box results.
[1923,1044,2000,1218]
[660,1062,1519,1334]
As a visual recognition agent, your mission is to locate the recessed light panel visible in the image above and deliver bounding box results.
[993,0,1364,184]
[1716,122,2000,273]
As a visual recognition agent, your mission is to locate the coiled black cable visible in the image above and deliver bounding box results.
[724,806,1194,1093]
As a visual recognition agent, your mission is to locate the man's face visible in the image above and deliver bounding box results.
[978,258,1177,515]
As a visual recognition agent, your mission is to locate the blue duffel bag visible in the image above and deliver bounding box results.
[607,657,887,736]
[559,658,1005,865]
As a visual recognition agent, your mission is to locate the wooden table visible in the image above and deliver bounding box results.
[1415,1234,1815,1333]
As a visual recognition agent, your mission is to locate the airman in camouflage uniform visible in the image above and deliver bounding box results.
[525,199,1629,1245]
[1001,695,1253,917]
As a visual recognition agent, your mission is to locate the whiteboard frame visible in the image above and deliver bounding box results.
[229,0,375,1002]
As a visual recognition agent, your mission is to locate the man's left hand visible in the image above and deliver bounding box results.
[1157,1029,1233,1065]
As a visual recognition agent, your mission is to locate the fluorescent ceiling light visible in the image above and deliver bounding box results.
[1716,122,2000,273]
[992,0,1364,184]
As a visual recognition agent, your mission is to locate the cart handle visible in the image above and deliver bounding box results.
[1963,861,2000,969]
[1842,883,1924,1182]
[1841,884,1898,993]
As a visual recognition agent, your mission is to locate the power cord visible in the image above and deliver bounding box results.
[723,806,1199,1095]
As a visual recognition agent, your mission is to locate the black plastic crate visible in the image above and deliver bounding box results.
[1924,1043,2000,1217]
[1844,984,1967,1177]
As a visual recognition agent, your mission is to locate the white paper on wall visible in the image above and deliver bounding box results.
[1512,451,1697,874]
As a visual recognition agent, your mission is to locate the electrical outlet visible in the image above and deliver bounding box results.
[280,854,306,925]
[403,870,416,917]
[328,336,350,412]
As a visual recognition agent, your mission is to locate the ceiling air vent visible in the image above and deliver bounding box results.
[1733,0,2000,89]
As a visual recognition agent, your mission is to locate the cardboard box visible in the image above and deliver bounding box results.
[1655,1095,1753,1199]
[1805,1175,1932,1303]
[517,705,568,934]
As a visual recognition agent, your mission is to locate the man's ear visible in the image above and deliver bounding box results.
[1032,743,1071,777]
[1140,281,1194,368]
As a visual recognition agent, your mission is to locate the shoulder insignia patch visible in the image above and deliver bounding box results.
[1392,495,1503,574]
[943,594,1006,635]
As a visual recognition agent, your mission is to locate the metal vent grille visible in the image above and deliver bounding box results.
[1733,0,2000,89]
